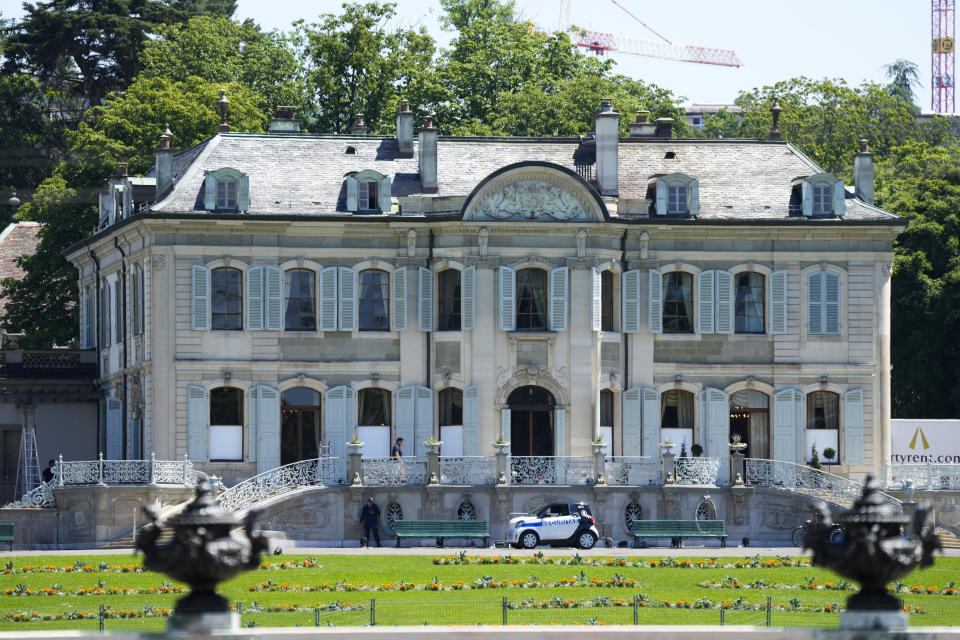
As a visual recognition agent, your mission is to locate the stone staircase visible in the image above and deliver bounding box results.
[937,527,960,549]
[99,533,136,550]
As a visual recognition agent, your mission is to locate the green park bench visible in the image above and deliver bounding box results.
[394,519,489,548]
[0,523,14,551]
[631,519,727,548]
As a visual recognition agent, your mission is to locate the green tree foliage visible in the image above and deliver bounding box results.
[168,0,236,17]
[884,58,921,113]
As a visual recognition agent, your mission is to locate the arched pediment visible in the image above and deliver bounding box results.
[462,162,607,223]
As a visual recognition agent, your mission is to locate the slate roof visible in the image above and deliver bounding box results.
[0,222,40,317]
[151,132,899,222]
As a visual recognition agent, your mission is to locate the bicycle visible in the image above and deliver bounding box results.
[792,518,845,547]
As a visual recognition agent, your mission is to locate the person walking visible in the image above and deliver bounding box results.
[359,497,381,547]
[41,459,55,483]
[391,437,403,458]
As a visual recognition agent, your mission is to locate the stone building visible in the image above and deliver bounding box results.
[65,100,901,496]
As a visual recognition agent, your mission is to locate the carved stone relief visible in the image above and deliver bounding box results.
[474,181,589,221]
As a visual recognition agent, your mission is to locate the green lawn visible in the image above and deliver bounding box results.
[1,552,957,630]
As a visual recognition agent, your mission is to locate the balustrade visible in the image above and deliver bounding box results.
[745,458,901,511]
[673,457,723,485]
[508,456,593,485]
[216,457,343,513]
[439,456,496,485]
[887,463,960,490]
[605,456,660,486]
[362,457,427,486]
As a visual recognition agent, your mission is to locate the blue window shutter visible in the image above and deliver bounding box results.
[204,174,216,210]
[246,265,264,331]
[641,386,660,457]
[715,270,733,334]
[264,266,282,331]
[256,386,280,473]
[622,388,643,456]
[324,386,353,464]
[187,385,208,461]
[418,266,432,332]
[833,180,846,217]
[843,389,864,465]
[338,267,357,331]
[688,179,700,216]
[697,270,715,334]
[621,269,640,333]
[106,398,123,459]
[648,269,662,333]
[655,180,667,215]
[248,389,259,463]
[824,272,840,334]
[414,386,433,455]
[773,388,801,463]
[238,174,249,211]
[461,266,475,331]
[378,177,392,213]
[396,386,415,450]
[392,266,407,331]
[808,272,823,334]
[591,268,602,332]
[700,388,729,459]
[319,266,338,331]
[801,182,813,217]
[463,385,479,454]
[549,266,568,332]
[191,265,209,331]
[499,266,515,332]
[770,270,788,334]
[346,176,358,212]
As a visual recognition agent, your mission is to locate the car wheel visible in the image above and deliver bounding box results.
[577,531,597,550]
[520,531,539,549]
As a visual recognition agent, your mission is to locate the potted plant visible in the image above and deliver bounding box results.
[346,432,365,452]
[491,433,510,452]
[658,438,676,455]
[808,443,822,470]
[822,446,837,464]
[590,436,608,454]
[679,439,688,458]
[691,443,703,458]
[424,436,443,454]
[729,434,747,453]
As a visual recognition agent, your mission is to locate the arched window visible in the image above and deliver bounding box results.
[806,390,840,464]
[281,387,321,465]
[209,386,243,461]
[663,272,693,333]
[661,389,694,451]
[516,268,548,331]
[358,269,389,331]
[735,272,765,334]
[437,269,461,331]
[358,388,391,427]
[211,267,242,330]
[284,269,316,331]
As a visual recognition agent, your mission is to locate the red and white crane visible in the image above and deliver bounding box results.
[555,0,742,68]
[932,0,955,113]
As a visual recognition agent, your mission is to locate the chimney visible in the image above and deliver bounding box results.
[218,89,229,133]
[269,106,300,133]
[155,124,174,200]
[418,115,438,192]
[769,97,783,140]
[629,111,657,137]
[854,139,874,205]
[116,162,128,178]
[351,113,368,135]
[654,117,673,138]
[396,100,414,158]
[594,98,620,196]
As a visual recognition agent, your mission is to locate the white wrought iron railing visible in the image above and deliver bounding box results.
[216,457,344,513]
[674,457,724,486]
[439,456,496,485]
[606,456,660,486]
[509,456,593,485]
[745,458,901,511]
[886,463,960,490]
[362,457,427,486]
[5,478,55,508]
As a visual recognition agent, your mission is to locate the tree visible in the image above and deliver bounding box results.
[701,107,740,139]
[884,58,921,113]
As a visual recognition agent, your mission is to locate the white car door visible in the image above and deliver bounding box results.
[540,503,578,541]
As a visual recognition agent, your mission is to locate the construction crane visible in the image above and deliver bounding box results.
[556,0,742,68]
[932,0,955,113]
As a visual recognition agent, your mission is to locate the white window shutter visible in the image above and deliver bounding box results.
[697,270,715,334]
[461,266,475,331]
[640,386,660,457]
[833,180,846,217]
[773,388,802,463]
[700,387,729,459]
[418,266,433,332]
[414,386,433,455]
[688,179,700,216]
[824,272,840,334]
[319,266,338,331]
[648,269,662,334]
[392,266,407,331]
[396,386,416,450]
[204,174,216,210]
[770,270,788,334]
[264,266,282,330]
[655,180,667,215]
[621,269,640,333]
[554,406,566,457]
[237,174,250,211]
[345,176,358,212]
[324,386,354,464]
[622,388,643,456]
[550,266,568,332]
[257,386,280,473]
[246,265,264,331]
[338,266,357,331]
[808,272,823,334]
[801,181,813,217]
[463,385,479,454]
[715,269,733,334]
[187,385,208,461]
[843,388,864,465]
[500,408,511,446]
[499,266,515,332]
[378,176,392,213]
[191,265,209,331]
[106,398,123,459]
[591,268,602,332]
[247,389,259,463]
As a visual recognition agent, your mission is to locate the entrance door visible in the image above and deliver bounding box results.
[729,390,770,459]
[281,388,321,466]
[508,386,555,456]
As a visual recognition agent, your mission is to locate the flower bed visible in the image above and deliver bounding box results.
[432,553,811,569]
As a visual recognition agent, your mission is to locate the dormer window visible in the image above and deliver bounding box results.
[653,173,699,217]
[345,169,392,213]
[204,167,249,212]
[797,173,845,217]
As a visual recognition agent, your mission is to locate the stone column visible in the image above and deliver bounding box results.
[426,450,440,484]
[347,451,363,486]
[729,451,745,486]
[661,452,676,484]
[593,446,607,484]
[878,261,893,477]
[494,446,509,485]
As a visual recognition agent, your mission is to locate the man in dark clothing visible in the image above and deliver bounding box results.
[359,497,381,547]
[41,460,55,483]
[391,437,403,458]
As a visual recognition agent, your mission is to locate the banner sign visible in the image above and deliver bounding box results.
[891,419,960,464]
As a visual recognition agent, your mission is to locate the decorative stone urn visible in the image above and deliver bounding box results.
[424,440,443,454]
[803,475,941,630]
[136,475,270,632]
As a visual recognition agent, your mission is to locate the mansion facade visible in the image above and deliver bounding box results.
[65,101,903,487]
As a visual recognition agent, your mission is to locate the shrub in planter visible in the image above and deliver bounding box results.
[822,447,837,463]
[691,443,703,457]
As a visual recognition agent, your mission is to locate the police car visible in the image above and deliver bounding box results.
[506,502,600,549]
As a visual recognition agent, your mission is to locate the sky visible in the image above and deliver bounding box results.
[0,0,936,107]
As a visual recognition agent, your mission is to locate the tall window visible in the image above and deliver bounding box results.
[663,272,693,333]
[808,271,841,335]
[667,185,687,214]
[600,270,614,331]
[358,269,389,331]
[437,269,461,331]
[132,266,144,336]
[439,388,463,427]
[358,181,379,211]
[661,390,694,428]
[516,268,548,331]
[806,390,840,464]
[114,280,123,343]
[600,389,614,428]
[216,180,237,210]
[211,267,242,330]
[101,280,111,345]
[735,272,764,334]
[281,387,320,465]
[358,388,391,426]
[209,386,243,461]
[284,269,316,331]
[812,184,831,215]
